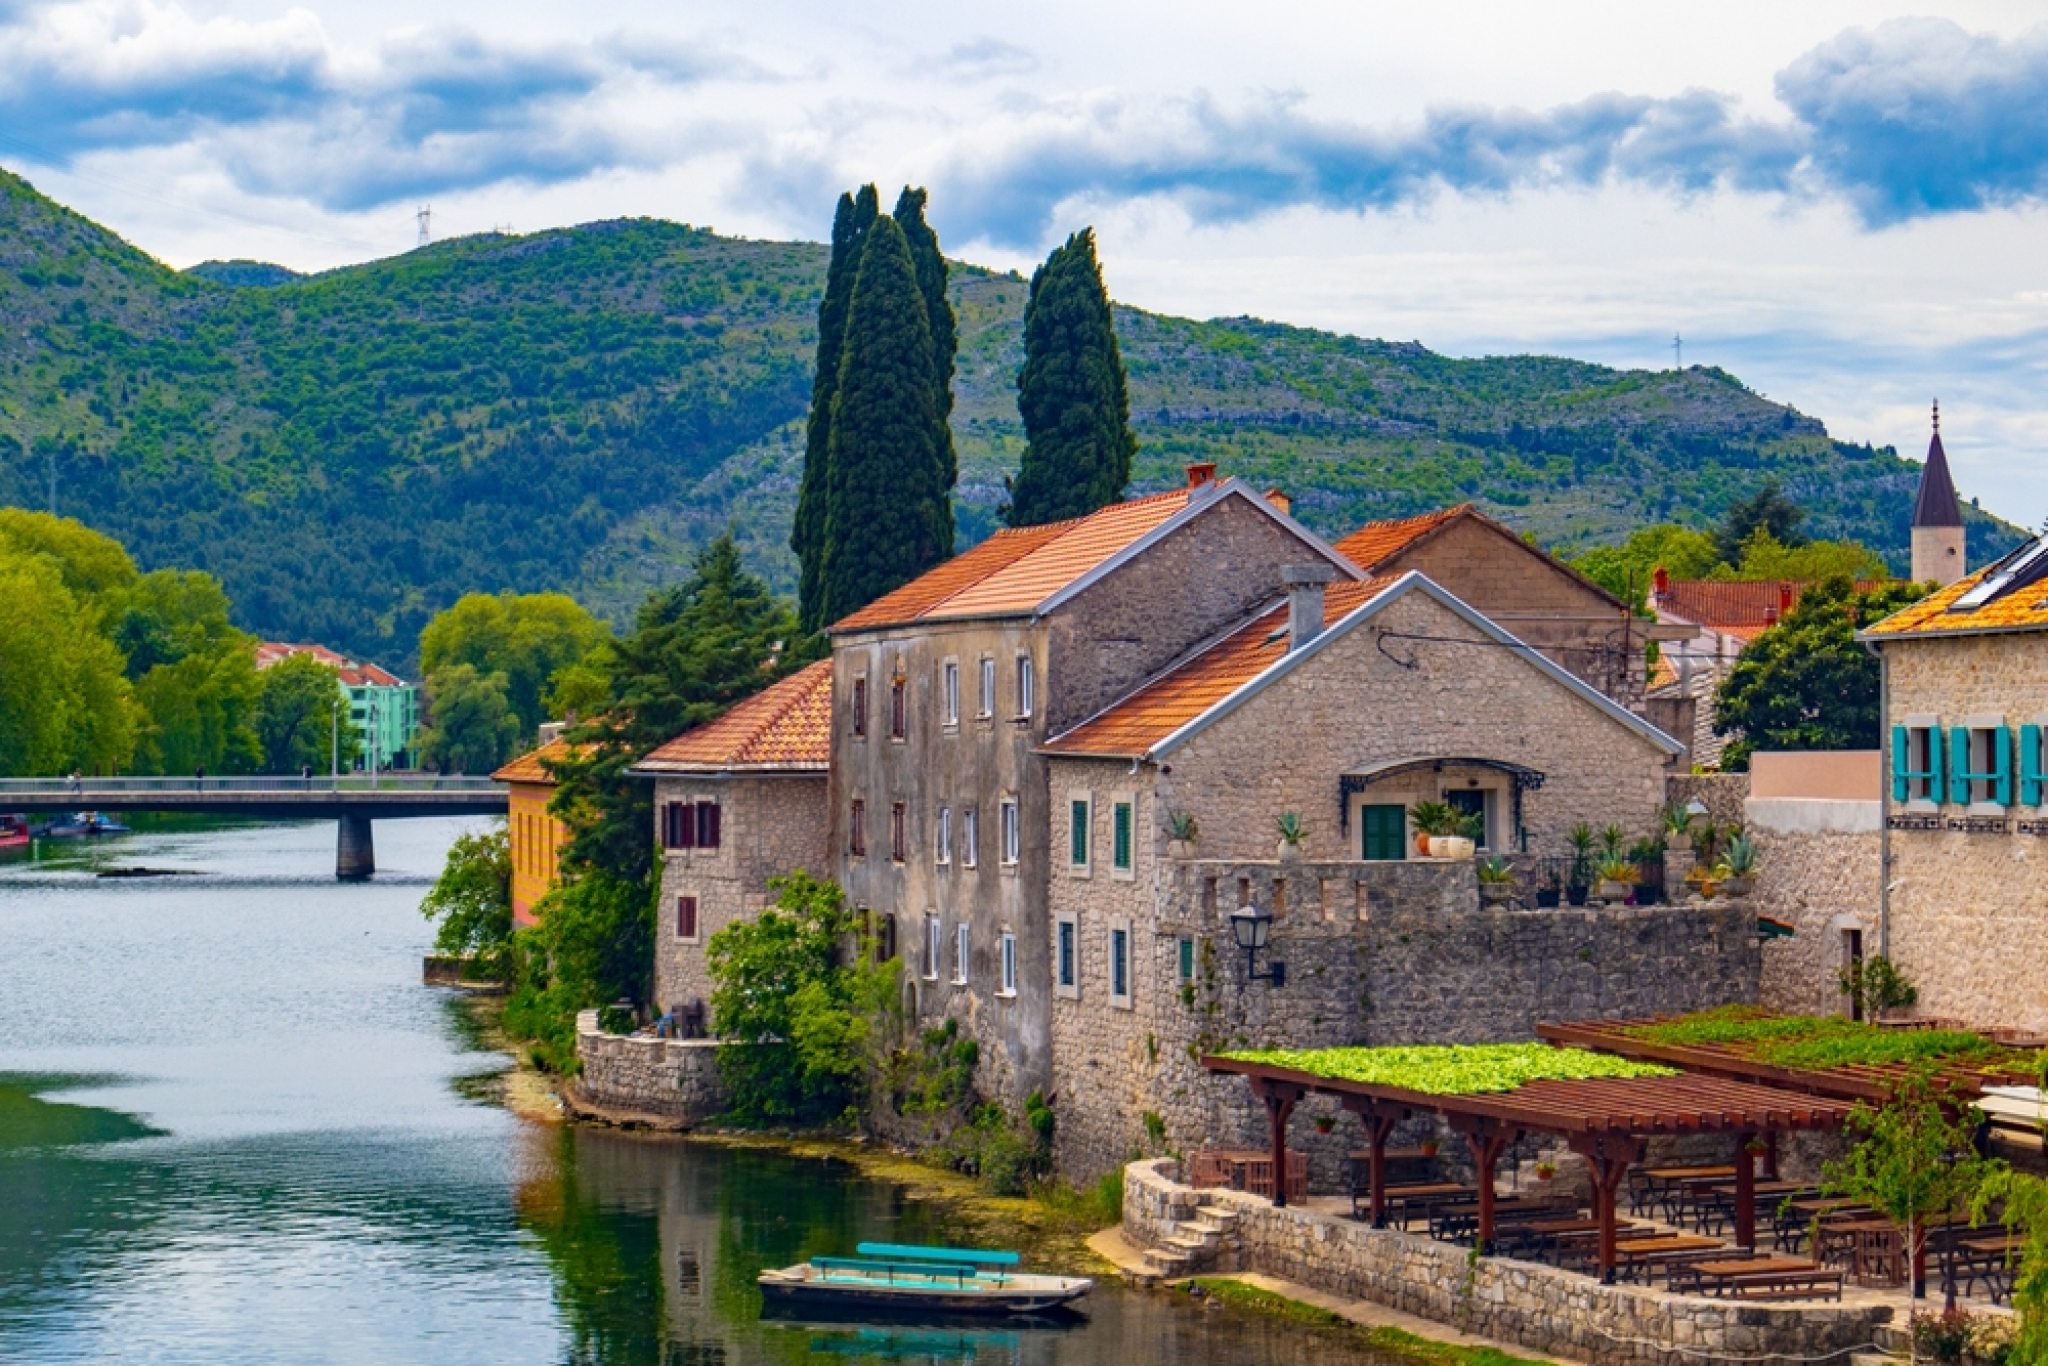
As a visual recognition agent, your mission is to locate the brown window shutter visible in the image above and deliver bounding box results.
[677,896,698,938]
[703,802,721,849]
[676,802,695,849]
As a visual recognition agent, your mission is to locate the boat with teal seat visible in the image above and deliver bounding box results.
[757,1242,1091,1316]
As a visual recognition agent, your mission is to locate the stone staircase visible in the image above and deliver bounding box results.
[1139,1197,1242,1280]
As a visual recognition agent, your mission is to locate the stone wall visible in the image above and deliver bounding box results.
[1747,798,1880,1017]
[1124,1159,1891,1366]
[1049,851,1762,1185]
[569,1009,730,1127]
[1666,772,1749,828]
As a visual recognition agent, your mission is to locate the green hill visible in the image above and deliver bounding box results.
[0,168,2014,669]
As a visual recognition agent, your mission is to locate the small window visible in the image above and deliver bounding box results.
[1951,724,2011,807]
[954,922,970,985]
[1000,932,1018,996]
[978,657,996,718]
[1001,799,1020,865]
[963,809,979,869]
[1056,918,1077,994]
[1112,799,1134,873]
[663,800,694,850]
[891,802,907,863]
[1110,923,1131,1006]
[676,895,698,940]
[1178,937,1196,983]
[936,806,952,865]
[1015,655,1034,718]
[695,801,721,849]
[849,799,866,856]
[924,912,941,980]
[942,661,960,726]
[875,911,897,964]
[890,676,907,740]
[1893,721,1942,805]
[1068,795,1091,871]
[850,676,868,739]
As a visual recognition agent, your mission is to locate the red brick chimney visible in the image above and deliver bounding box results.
[1653,566,1669,597]
[1186,462,1218,489]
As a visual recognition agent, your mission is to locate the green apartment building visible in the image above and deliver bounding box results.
[254,642,421,771]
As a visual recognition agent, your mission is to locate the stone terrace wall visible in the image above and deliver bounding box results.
[1747,799,1880,1016]
[569,1010,729,1127]
[1125,1159,1890,1366]
[1666,772,1750,827]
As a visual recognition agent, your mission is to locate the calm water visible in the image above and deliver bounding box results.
[0,819,1405,1365]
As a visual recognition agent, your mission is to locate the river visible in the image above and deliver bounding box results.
[0,818,1416,1365]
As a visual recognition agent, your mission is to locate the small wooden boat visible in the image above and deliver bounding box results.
[0,815,28,850]
[758,1242,1091,1317]
[43,812,131,838]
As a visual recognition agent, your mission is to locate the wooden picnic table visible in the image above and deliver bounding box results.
[1669,1256,1843,1302]
[1612,1234,1729,1283]
[1372,1182,1468,1226]
[1959,1234,2025,1303]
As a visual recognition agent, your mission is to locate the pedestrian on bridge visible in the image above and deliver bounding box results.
[195,765,205,791]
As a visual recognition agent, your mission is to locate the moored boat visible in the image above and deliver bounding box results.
[43,812,131,838]
[0,815,28,849]
[758,1243,1091,1317]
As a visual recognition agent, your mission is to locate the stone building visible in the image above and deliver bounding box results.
[493,737,572,927]
[1862,528,2048,1031]
[823,468,1358,1107]
[1036,572,1727,1180]
[630,659,832,1025]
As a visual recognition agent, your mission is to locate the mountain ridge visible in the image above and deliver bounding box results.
[0,167,2015,669]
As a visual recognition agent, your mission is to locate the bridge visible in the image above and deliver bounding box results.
[0,776,507,879]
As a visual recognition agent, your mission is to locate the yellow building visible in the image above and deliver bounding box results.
[493,738,572,927]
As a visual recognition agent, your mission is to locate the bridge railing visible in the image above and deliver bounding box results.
[0,776,504,794]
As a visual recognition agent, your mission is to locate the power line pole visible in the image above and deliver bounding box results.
[416,204,433,247]
[1672,334,1683,371]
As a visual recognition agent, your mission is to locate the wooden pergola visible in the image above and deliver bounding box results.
[1205,1054,1855,1281]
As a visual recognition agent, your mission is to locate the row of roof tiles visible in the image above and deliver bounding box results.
[253,641,407,688]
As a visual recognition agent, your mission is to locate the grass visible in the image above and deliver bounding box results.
[1621,1007,2020,1073]
[1217,1043,1677,1096]
[1187,1279,1552,1365]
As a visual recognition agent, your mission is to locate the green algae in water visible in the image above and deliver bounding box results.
[0,1074,165,1150]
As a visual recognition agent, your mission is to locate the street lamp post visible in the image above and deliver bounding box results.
[1229,901,1286,987]
[330,698,340,790]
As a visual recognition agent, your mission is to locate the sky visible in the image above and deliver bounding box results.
[5,0,2048,528]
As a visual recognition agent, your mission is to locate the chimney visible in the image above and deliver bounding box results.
[1263,487,1292,516]
[1779,584,1795,616]
[1186,462,1218,489]
[1283,564,1338,651]
[1653,566,1669,597]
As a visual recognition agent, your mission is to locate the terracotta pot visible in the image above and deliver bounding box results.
[1415,831,1433,856]
[1427,836,1474,860]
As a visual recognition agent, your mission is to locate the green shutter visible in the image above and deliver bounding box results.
[1178,938,1194,981]
[1995,727,2013,807]
[1113,803,1133,869]
[2023,725,2044,807]
[1070,800,1088,864]
[1949,728,1972,806]
[1891,725,1911,803]
[1360,805,1406,861]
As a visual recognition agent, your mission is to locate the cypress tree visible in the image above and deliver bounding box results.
[893,186,958,556]
[793,185,879,633]
[1004,228,1137,527]
[818,217,945,623]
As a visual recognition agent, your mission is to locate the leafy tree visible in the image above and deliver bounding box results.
[504,871,654,1072]
[794,184,880,634]
[420,825,513,973]
[417,591,610,740]
[417,664,522,773]
[1571,523,1721,609]
[0,507,137,605]
[1713,576,1927,770]
[1711,529,1890,582]
[894,185,958,550]
[816,215,949,623]
[255,652,359,774]
[1715,477,1808,564]
[111,569,263,775]
[0,548,137,774]
[707,872,893,1125]
[1005,228,1137,527]
[1972,1164,2048,1362]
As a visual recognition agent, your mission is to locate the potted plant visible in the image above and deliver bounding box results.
[1628,836,1664,905]
[1419,1138,1440,1157]
[1660,802,1692,845]
[1534,865,1562,909]
[1424,810,1479,860]
[1166,810,1200,860]
[1595,858,1639,902]
[1534,1161,1557,1182]
[1566,823,1595,905]
[1716,834,1757,898]
[1313,1115,1337,1135]
[1477,854,1515,905]
[1275,811,1309,863]
[1599,823,1627,863]
[1407,800,1458,857]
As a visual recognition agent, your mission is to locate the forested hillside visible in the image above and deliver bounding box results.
[0,168,2013,669]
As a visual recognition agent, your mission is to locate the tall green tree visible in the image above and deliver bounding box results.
[0,548,137,774]
[794,185,880,634]
[1715,477,1809,564]
[417,664,522,773]
[893,185,958,555]
[417,591,609,740]
[112,569,262,775]
[1004,228,1137,527]
[420,825,513,971]
[816,216,949,624]
[1712,575,1926,770]
[255,652,359,774]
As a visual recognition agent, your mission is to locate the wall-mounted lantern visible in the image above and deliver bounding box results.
[1229,901,1285,987]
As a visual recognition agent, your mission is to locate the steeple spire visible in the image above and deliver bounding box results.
[1914,399,1962,529]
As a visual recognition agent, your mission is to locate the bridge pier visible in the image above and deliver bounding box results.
[337,816,376,880]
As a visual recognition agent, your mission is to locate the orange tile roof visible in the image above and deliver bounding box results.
[493,736,572,785]
[636,660,833,770]
[830,489,1192,633]
[1863,563,2048,638]
[1044,578,1399,756]
[1657,579,1891,642]
[1331,505,1469,571]
[255,640,406,687]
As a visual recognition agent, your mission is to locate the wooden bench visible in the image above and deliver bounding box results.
[1670,1257,1844,1302]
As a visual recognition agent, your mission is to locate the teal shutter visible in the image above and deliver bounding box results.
[1949,728,1971,806]
[1891,725,1911,803]
[1995,727,2013,807]
[2023,725,2044,807]
[1928,724,1944,796]
[1070,800,1088,864]
[1113,803,1133,869]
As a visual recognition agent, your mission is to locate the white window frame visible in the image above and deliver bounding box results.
[941,658,960,728]
[1000,798,1020,867]
[963,808,979,869]
[923,911,941,981]
[1054,913,1079,999]
[1110,792,1136,880]
[1966,715,2008,812]
[978,657,996,719]
[1109,918,1133,1009]
[999,931,1018,997]
[936,806,952,865]
[1015,654,1035,719]
[954,922,970,985]
[1067,791,1092,875]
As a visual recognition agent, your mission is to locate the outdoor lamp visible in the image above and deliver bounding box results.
[1229,901,1285,987]
[1684,799,1708,822]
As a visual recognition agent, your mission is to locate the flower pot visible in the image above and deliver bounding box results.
[1534,888,1562,909]
[1167,839,1198,860]
[1596,879,1632,901]
[1427,836,1474,860]
[1419,1141,1439,1157]
[1479,882,1514,905]
[1535,1169,1556,1182]
[1721,874,1755,898]
[1565,884,1589,907]
[1414,831,1433,856]
[1277,839,1305,864]
[1313,1118,1336,1134]
[1633,881,1661,906]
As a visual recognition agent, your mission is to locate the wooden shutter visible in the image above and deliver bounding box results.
[1948,728,1971,806]
[1069,800,1088,865]
[1994,728,2013,807]
[697,801,721,849]
[675,801,695,849]
[1361,805,1406,861]
[1890,726,1910,803]
[677,895,698,938]
[1113,803,1132,869]
[2022,725,2044,807]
